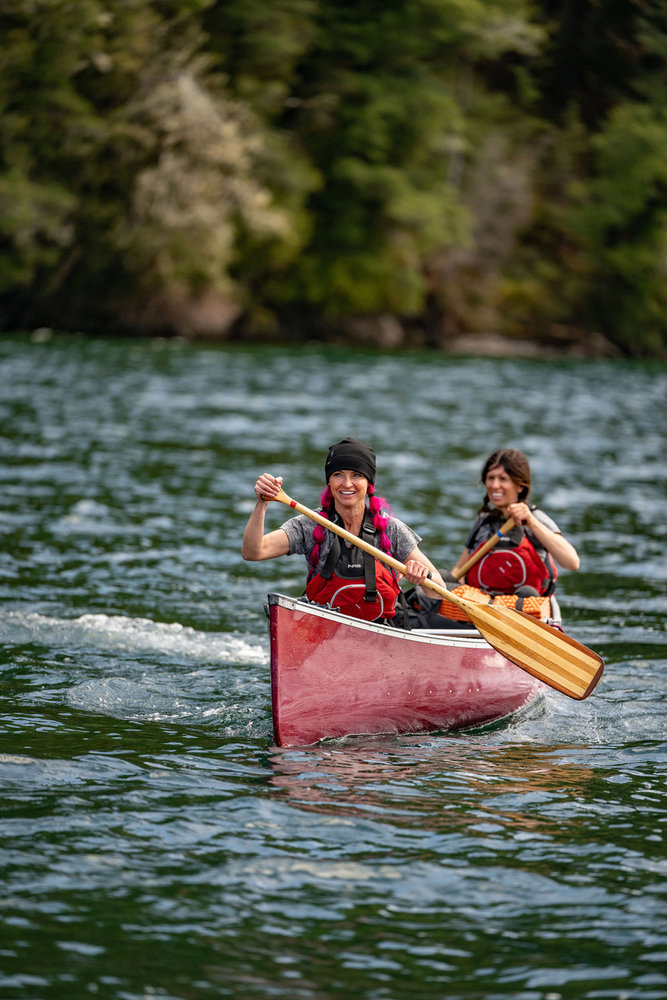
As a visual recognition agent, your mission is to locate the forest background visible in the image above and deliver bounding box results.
[1,0,666,358]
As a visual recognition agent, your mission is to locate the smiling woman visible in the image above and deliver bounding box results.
[451,447,580,598]
[241,437,446,624]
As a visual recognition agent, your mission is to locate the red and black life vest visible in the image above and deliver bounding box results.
[464,513,557,596]
[305,512,401,621]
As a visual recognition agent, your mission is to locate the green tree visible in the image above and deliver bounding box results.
[0,0,313,332]
[505,1,667,355]
[208,0,543,325]
[569,101,667,355]
[534,0,653,126]
[1,0,665,355]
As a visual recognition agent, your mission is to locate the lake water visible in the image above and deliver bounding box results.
[1,333,665,1000]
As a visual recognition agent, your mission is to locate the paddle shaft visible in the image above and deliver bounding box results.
[272,490,499,615]
[453,517,515,580]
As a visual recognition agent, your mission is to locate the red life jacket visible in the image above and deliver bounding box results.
[305,513,401,621]
[306,563,401,621]
[465,516,557,596]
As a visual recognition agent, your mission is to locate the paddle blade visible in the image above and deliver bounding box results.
[462,602,604,700]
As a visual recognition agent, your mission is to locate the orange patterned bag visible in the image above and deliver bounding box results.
[438,585,551,623]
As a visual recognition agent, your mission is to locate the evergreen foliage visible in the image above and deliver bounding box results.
[0,0,665,355]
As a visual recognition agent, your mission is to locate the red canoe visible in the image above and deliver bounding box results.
[267,593,546,747]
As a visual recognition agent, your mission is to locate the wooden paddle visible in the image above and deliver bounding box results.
[452,517,515,580]
[270,489,603,700]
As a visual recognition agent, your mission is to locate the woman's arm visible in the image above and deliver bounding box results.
[241,474,291,561]
[508,502,580,571]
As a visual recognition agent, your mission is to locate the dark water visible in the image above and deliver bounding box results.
[1,333,665,1000]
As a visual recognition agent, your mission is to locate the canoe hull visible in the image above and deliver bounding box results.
[268,593,545,747]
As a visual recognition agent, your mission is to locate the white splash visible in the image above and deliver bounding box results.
[0,609,268,664]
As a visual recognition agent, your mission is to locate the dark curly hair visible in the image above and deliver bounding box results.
[479,449,531,513]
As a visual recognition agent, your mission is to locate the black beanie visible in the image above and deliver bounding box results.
[325,438,376,484]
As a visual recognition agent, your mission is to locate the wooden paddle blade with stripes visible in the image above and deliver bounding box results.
[271,489,604,701]
[461,601,604,699]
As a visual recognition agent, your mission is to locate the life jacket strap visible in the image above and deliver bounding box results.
[361,518,377,603]
[317,512,378,604]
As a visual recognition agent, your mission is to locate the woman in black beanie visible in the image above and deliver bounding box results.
[243,438,445,624]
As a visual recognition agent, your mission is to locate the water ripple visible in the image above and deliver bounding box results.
[0,336,666,1000]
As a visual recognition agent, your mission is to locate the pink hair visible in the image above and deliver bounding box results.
[309,484,392,574]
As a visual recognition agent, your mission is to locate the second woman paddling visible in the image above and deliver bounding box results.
[451,447,580,597]
[242,437,446,625]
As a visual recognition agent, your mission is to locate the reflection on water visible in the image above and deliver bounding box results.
[0,335,665,1000]
[267,736,597,835]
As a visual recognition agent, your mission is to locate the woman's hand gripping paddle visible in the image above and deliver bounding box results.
[271,490,604,700]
